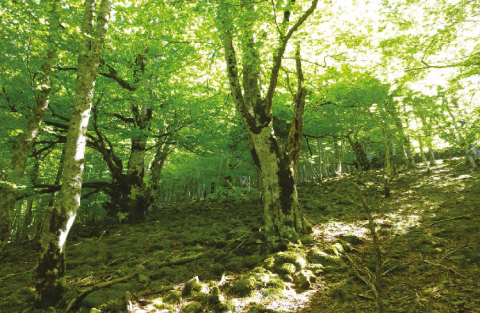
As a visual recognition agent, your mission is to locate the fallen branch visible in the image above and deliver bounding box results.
[153,253,204,270]
[420,255,466,278]
[427,214,473,227]
[66,273,136,312]
[135,285,174,297]
[230,236,249,254]
[345,253,378,300]
[354,184,385,313]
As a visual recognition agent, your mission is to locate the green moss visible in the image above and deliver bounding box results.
[247,303,268,313]
[183,277,203,297]
[325,243,345,256]
[307,248,343,266]
[277,263,296,275]
[182,302,204,313]
[233,276,257,297]
[164,290,182,304]
[225,261,241,273]
[264,257,275,270]
[274,251,307,270]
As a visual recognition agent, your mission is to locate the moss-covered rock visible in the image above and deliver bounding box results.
[307,248,343,266]
[80,283,139,311]
[264,257,275,270]
[183,277,204,296]
[343,235,363,245]
[293,270,316,290]
[209,286,225,304]
[208,263,225,279]
[233,276,257,297]
[164,290,182,304]
[273,251,307,270]
[324,243,345,256]
[277,263,296,275]
[182,302,204,313]
[247,303,268,313]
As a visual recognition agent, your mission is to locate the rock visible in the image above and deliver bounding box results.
[214,301,229,312]
[182,302,204,313]
[264,257,275,270]
[293,270,316,290]
[183,277,203,296]
[307,248,343,266]
[81,291,109,310]
[274,251,307,270]
[164,290,182,304]
[277,263,296,275]
[324,243,344,256]
[247,303,268,313]
[233,276,257,297]
[81,282,140,310]
[209,286,225,304]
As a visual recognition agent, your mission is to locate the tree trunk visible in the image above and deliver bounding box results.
[34,0,110,308]
[392,110,415,169]
[19,157,41,240]
[218,0,317,247]
[347,136,370,171]
[147,141,172,210]
[0,0,58,248]
[249,125,311,243]
[334,139,341,175]
[285,46,307,177]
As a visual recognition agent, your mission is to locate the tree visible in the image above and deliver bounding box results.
[34,0,111,307]
[0,0,59,249]
[216,0,318,247]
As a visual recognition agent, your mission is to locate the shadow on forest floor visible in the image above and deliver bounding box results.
[1,158,479,312]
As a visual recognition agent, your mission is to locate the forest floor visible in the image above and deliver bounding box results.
[1,157,479,313]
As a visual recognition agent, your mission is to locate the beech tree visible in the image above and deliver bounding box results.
[0,0,59,249]
[216,0,318,247]
[34,0,111,307]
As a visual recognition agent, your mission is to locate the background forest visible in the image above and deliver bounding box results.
[0,0,479,312]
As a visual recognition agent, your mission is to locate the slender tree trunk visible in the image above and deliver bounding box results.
[285,46,307,177]
[382,135,392,197]
[34,0,110,308]
[19,157,41,240]
[347,136,369,171]
[334,139,341,175]
[392,110,415,169]
[0,0,58,248]
[147,141,172,210]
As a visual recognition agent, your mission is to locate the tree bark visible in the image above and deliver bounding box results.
[0,0,58,248]
[19,157,41,240]
[346,135,370,171]
[285,46,307,177]
[34,0,111,308]
[147,140,173,209]
[218,0,317,247]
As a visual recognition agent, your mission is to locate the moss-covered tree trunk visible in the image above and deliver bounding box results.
[218,0,317,247]
[285,47,307,177]
[391,110,415,169]
[19,157,41,240]
[0,0,58,249]
[34,0,110,308]
[148,140,173,210]
[347,136,370,171]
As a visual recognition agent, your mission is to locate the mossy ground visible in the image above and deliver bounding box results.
[0,158,479,312]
